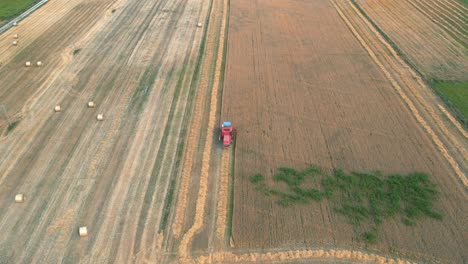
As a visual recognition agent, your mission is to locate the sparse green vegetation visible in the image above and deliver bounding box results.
[160,178,176,230]
[73,48,81,56]
[458,0,468,6]
[431,80,468,125]
[250,174,264,183]
[363,230,377,243]
[0,0,40,21]
[250,165,443,243]
[7,121,19,133]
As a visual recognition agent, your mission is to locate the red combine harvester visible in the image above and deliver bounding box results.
[219,121,236,147]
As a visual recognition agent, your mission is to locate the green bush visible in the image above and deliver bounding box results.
[250,165,443,242]
[250,174,264,183]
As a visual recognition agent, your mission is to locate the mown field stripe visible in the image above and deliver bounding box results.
[178,0,228,259]
[159,3,213,233]
[215,0,231,242]
[122,0,194,258]
[405,0,468,48]
[429,0,468,25]
[226,139,235,242]
[63,0,183,259]
[171,0,218,238]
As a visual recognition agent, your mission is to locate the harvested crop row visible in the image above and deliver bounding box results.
[196,249,415,264]
[171,0,218,239]
[215,150,230,240]
[424,0,467,27]
[439,0,468,13]
[178,0,228,260]
[408,0,467,43]
[357,0,467,81]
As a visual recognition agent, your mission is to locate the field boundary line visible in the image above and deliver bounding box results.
[437,104,467,138]
[193,248,417,263]
[331,0,467,186]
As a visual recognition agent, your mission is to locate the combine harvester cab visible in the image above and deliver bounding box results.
[219,121,236,147]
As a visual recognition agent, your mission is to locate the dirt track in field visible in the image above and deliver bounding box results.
[355,0,468,81]
[0,0,211,262]
[222,0,467,263]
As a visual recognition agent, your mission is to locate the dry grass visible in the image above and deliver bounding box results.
[178,0,228,260]
[250,166,443,242]
[215,150,231,240]
[171,0,219,238]
[195,249,414,264]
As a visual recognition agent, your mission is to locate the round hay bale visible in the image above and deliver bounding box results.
[79,227,88,237]
[197,22,203,28]
[36,61,43,67]
[54,105,61,112]
[97,114,104,121]
[13,34,19,39]
[12,41,18,46]
[87,101,95,108]
[25,61,31,67]
[15,194,25,203]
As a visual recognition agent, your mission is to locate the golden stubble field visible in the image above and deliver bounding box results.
[0,0,211,262]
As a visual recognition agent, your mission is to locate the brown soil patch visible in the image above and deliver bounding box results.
[222,0,467,263]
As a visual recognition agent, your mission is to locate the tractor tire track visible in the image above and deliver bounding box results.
[197,248,417,264]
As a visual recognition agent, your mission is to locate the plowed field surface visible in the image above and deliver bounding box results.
[222,0,467,263]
